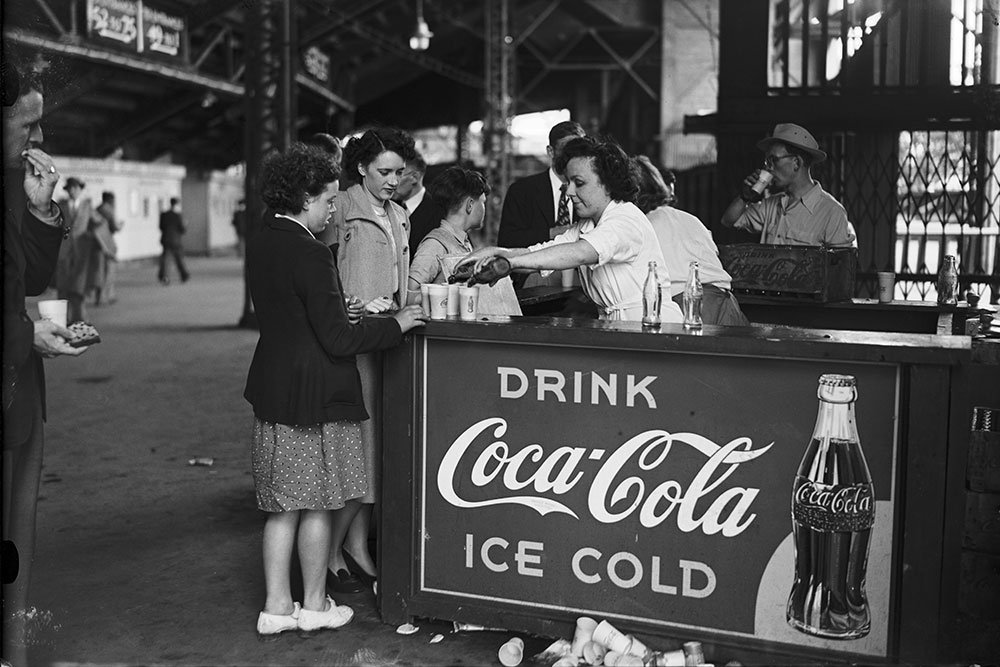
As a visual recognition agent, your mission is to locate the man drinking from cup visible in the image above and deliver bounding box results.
[720,123,856,248]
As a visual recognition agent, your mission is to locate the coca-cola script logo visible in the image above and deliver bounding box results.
[792,479,875,532]
[726,257,819,289]
[436,418,774,537]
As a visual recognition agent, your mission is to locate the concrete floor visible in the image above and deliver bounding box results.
[22,256,542,667]
[15,256,1000,667]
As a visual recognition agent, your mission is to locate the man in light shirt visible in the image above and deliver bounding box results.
[721,123,856,248]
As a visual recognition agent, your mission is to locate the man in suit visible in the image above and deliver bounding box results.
[496,120,586,288]
[158,196,190,284]
[3,58,85,666]
[56,176,105,323]
[392,153,443,253]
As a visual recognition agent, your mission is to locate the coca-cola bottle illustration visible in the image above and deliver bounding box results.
[787,374,874,639]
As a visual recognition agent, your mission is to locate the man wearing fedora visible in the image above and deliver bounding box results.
[721,123,855,248]
[56,176,106,323]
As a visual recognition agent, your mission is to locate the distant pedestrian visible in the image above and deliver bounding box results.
[158,197,189,284]
[56,176,105,322]
[245,142,425,637]
[94,191,122,305]
[232,198,246,255]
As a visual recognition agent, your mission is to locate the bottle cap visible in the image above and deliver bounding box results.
[817,374,857,403]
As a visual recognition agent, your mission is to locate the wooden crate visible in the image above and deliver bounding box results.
[719,244,857,302]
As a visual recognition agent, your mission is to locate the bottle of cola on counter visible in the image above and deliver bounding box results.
[682,261,703,330]
[787,374,874,640]
[641,260,662,328]
[936,254,959,306]
[448,256,511,286]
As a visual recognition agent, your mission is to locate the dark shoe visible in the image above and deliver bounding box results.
[181,274,191,283]
[159,277,170,285]
[342,550,376,587]
[326,568,365,594]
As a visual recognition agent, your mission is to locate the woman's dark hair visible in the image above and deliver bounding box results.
[555,136,639,203]
[307,132,343,164]
[342,127,417,183]
[428,166,491,214]
[633,155,672,214]
[261,142,340,214]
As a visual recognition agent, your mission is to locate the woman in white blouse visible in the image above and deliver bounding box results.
[461,137,683,323]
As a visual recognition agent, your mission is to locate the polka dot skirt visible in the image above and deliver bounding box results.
[251,418,368,512]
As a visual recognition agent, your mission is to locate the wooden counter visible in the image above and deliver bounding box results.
[379,318,974,664]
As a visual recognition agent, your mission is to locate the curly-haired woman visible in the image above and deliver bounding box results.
[315,126,417,592]
[245,143,425,636]
[460,136,683,322]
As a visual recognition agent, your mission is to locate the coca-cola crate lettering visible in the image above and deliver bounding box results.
[719,244,857,302]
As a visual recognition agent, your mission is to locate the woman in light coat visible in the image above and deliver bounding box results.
[316,126,417,592]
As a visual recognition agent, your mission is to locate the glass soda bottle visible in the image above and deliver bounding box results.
[641,261,661,328]
[936,255,959,305]
[787,374,874,639]
[682,261,703,329]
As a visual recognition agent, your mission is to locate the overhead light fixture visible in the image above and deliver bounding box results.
[409,0,433,51]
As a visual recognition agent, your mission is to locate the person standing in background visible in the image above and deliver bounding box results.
[56,176,104,323]
[3,56,87,666]
[497,120,586,289]
[317,126,417,594]
[720,123,855,248]
[392,153,442,252]
[93,191,121,306]
[232,198,246,256]
[158,197,190,285]
[246,142,426,637]
[633,155,749,326]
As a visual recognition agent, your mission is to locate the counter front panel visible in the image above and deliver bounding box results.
[413,336,901,658]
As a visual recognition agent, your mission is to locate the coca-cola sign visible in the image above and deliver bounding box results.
[417,338,900,657]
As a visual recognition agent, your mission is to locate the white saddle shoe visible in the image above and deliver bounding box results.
[256,602,301,636]
[297,596,354,631]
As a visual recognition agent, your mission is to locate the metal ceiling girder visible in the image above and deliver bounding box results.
[97,92,205,155]
[299,0,394,45]
[188,0,249,31]
[516,31,585,102]
[192,25,230,69]
[588,28,659,100]
[6,29,246,97]
[511,0,563,48]
[42,70,107,116]
[295,72,355,111]
[302,0,483,89]
[31,0,68,36]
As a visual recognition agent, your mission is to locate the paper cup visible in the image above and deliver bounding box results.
[571,616,598,657]
[446,284,460,316]
[561,268,576,288]
[877,271,895,303]
[37,299,68,327]
[625,636,649,659]
[498,637,524,667]
[655,649,686,666]
[604,651,643,667]
[459,285,479,321]
[427,284,450,320]
[583,640,607,665]
[420,284,431,315]
[592,620,631,654]
[750,170,773,196]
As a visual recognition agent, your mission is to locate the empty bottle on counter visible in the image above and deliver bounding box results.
[937,255,959,305]
[682,261,703,330]
[642,260,662,329]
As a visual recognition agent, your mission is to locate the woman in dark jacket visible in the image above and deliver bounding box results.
[245,143,425,637]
